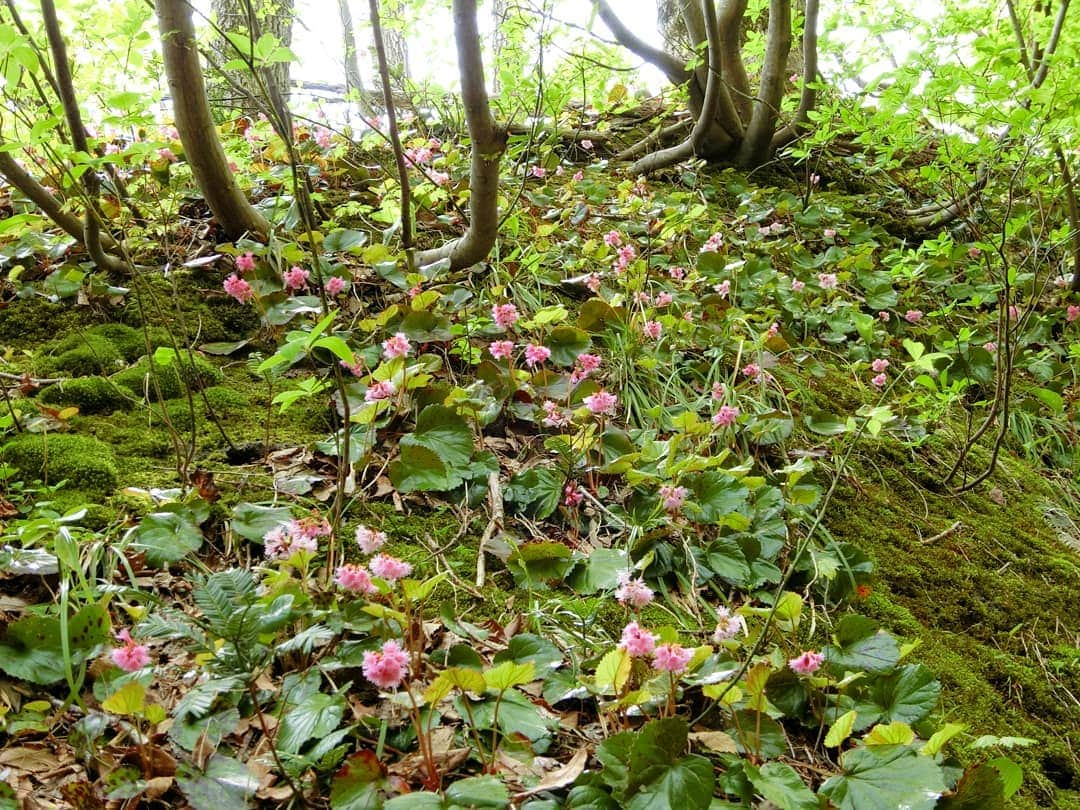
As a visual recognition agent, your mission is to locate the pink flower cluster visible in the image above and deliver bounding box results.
[700,232,724,253]
[335,564,376,594]
[110,629,151,673]
[489,340,515,361]
[235,252,256,273]
[365,379,397,403]
[712,405,739,427]
[492,303,520,330]
[619,621,656,657]
[284,265,309,291]
[583,390,618,416]
[382,332,411,360]
[363,640,410,689]
[1067,305,1080,323]
[524,344,551,368]
[711,606,745,642]
[642,320,663,340]
[325,276,349,296]
[789,650,825,676]
[563,481,584,507]
[613,244,636,273]
[659,484,687,513]
[653,643,694,673]
[356,525,388,554]
[371,553,413,582]
[223,274,254,303]
[615,571,653,608]
[569,352,601,386]
[542,399,571,427]
[818,273,838,290]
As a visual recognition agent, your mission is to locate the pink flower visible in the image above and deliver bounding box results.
[382,332,411,360]
[712,405,740,427]
[223,274,254,303]
[555,166,564,176]
[615,244,636,270]
[364,380,397,403]
[235,252,256,274]
[542,400,571,427]
[581,139,594,150]
[315,128,332,149]
[356,525,388,554]
[789,650,825,676]
[563,481,584,507]
[655,292,673,307]
[325,276,349,296]
[603,230,622,248]
[363,640,410,689]
[823,228,837,238]
[335,564,377,593]
[713,279,731,298]
[871,373,887,387]
[341,359,365,376]
[572,170,584,182]
[701,232,723,253]
[968,246,981,258]
[370,553,413,582]
[615,572,653,609]
[430,170,450,186]
[871,358,890,373]
[283,265,309,290]
[766,322,780,338]
[879,310,890,322]
[575,353,602,375]
[524,344,552,368]
[489,340,515,361]
[818,273,838,290]
[291,516,332,541]
[905,310,923,323]
[157,147,177,163]
[983,341,997,353]
[619,622,657,657]
[652,643,693,674]
[585,273,601,293]
[1067,305,1080,323]
[669,266,685,280]
[642,320,662,340]
[711,382,726,400]
[583,390,618,416]
[110,629,151,673]
[659,485,687,513]
[492,303,520,330]
[264,524,318,560]
[712,607,745,642]
[742,363,761,379]
[791,279,805,292]
[530,165,546,178]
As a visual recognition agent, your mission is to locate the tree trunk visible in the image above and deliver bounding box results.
[367,0,408,106]
[490,0,509,95]
[415,0,505,270]
[156,0,270,240]
[338,0,365,98]
[209,0,295,118]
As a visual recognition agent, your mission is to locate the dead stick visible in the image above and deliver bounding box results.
[477,470,503,588]
[920,520,963,545]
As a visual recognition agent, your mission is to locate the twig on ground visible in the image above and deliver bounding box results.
[477,470,503,588]
[920,520,963,545]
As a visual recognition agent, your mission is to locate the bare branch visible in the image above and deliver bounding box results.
[414,0,505,270]
[629,0,724,175]
[38,0,126,272]
[1032,0,1070,88]
[592,0,689,84]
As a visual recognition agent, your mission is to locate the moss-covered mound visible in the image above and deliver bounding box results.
[1,433,119,496]
[111,352,224,401]
[38,376,134,414]
[39,334,123,377]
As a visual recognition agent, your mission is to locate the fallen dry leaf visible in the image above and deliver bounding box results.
[515,747,589,798]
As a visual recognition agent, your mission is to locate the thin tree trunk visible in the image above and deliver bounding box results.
[156,0,270,239]
[38,0,125,272]
[414,0,505,270]
[368,0,409,105]
[735,0,791,167]
[338,0,364,98]
[209,0,294,117]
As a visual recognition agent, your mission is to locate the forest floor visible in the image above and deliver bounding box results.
[0,134,1078,809]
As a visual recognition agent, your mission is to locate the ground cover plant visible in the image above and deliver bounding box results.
[0,0,1078,808]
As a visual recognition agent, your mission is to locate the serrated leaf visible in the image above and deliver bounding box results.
[865,721,915,746]
[101,681,146,716]
[825,710,858,747]
[819,745,946,810]
[921,722,966,756]
[745,761,818,810]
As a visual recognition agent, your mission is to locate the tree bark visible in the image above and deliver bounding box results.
[414,0,505,270]
[156,0,270,240]
[209,0,294,117]
[735,0,790,167]
[38,0,125,272]
[338,0,365,98]
[367,0,409,105]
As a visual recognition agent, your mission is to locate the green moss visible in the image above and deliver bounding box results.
[82,323,167,362]
[39,335,124,377]
[111,352,224,401]
[0,296,102,348]
[38,376,134,414]
[1,433,119,497]
[203,385,250,413]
